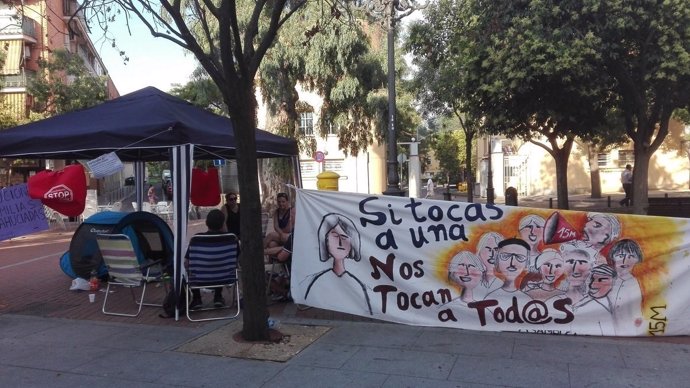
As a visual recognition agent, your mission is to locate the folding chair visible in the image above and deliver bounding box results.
[266,257,290,301]
[156,201,172,222]
[96,233,164,317]
[185,233,241,322]
[262,211,288,297]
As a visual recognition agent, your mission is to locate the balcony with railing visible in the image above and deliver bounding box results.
[0,16,37,41]
[2,69,36,88]
[63,0,87,24]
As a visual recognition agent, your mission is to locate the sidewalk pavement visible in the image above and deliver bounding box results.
[3,307,690,387]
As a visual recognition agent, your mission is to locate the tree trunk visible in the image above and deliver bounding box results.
[587,144,602,198]
[631,147,652,215]
[465,133,474,203]
[258,94,299,208]
[229,89,270,342]
[534,136,573,210]
[554,149,570,210]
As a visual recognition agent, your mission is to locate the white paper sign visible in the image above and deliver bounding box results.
[86,152,124,178]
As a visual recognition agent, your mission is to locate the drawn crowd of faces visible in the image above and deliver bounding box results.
[447,212,643,334]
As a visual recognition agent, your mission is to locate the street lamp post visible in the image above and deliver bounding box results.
[384,7,403,196]
[486,136,495,204]
[356,0,424,196]
[398,140,421,197]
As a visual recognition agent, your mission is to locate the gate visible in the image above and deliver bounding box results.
[504,155,529,196]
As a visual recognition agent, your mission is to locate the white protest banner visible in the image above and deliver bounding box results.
[0,184,49,241]
[291,188,689,336]
[86,152,123,178]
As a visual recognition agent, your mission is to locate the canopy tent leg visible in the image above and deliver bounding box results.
[134,161,146,211]
[172,144,193,321]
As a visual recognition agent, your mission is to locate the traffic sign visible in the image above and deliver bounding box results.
[314,151,325,163]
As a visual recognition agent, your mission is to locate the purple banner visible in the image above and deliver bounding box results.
[0,184,49,241]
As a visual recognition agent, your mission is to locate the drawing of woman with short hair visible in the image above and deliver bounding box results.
[303,213,372,315]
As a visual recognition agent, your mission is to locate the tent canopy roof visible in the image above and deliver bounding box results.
[0,87,298,161]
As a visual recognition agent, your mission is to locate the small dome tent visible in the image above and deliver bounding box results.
[60,211,174,279]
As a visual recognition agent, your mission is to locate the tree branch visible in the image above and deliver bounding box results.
[121,0,188,48]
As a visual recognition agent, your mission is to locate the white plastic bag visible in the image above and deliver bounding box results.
[69,277,91,291]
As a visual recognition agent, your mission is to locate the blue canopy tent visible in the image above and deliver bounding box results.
[0,87,300,319]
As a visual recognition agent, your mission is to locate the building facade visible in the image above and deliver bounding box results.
[257,85,388,195]
[477,119,690,199]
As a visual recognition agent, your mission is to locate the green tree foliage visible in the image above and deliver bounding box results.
[168,3,419,203]
[410,1,690,212]
[256,3,389,202]
[429,115,473,186]
[675,110,690,127]
[462,1,624,209]
[462,0,690,213]
[259,2,389,157]
[169,67,227,115]
[405,0,483,202]
[28,49,108,116]
[582,1,690,214]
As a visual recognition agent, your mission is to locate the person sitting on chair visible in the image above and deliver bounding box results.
[263,192,295,249]
[221,192,241,237]
[186,209,228,310]
[147,185,158,205]
[265,232,293,269]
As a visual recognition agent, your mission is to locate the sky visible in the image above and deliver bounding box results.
[90,18,197,96]
[91,9,424,97]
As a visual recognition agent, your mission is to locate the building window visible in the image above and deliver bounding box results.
[501,140,515,154]
[618,150,634,167]
[299,112,314,136]
[327,123,337,136]
[597,153,609,167]
[324,159,344,173]
[299,161,318,177]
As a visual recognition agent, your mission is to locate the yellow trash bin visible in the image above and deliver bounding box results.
[316,171,340,191]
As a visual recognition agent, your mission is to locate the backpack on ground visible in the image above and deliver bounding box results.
[160,282,187,318]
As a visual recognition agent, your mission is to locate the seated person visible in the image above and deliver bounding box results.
[265,232,293,269]
[263,192,295,249]
[186,209,229,310]
[221,192,241,237]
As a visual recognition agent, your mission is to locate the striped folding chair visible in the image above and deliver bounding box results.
[96,233,164,317]
[185,233,240,322]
